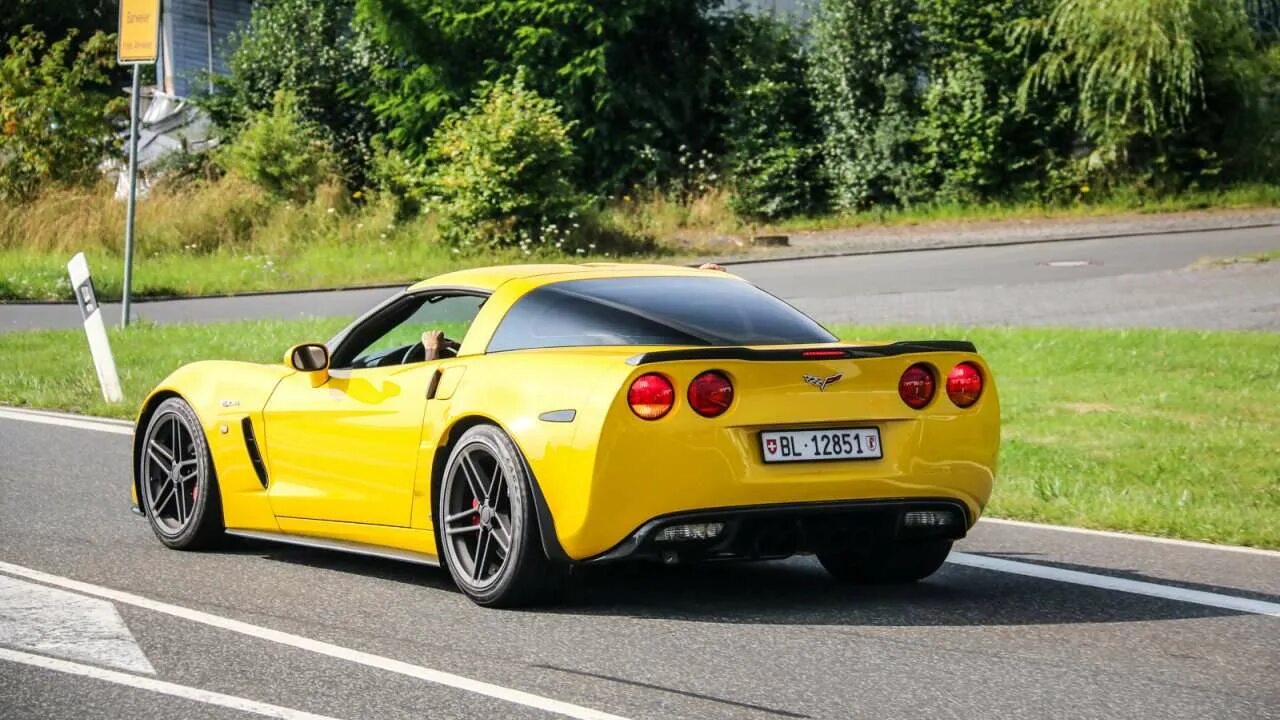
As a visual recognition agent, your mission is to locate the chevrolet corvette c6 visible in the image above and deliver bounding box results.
[131,264,999,607]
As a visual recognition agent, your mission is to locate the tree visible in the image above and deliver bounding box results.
[355,0,722,193]
[914,0,1071,201]
[0,29,124,201]
[204,0,384,186]
[1016,0,1262,186]
[716,12,827,219]
[424,75,584,249]
[809,0,925,210]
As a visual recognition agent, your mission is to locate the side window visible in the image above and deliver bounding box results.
[332,293,486,370]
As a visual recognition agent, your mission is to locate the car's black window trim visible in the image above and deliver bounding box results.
[327,286,490,370]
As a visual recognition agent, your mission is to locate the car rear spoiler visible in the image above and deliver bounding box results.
[626,340,977,365]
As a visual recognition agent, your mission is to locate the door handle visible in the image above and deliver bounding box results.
[426,368,443,399]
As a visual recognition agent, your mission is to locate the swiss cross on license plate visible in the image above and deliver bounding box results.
[760,427,883,463]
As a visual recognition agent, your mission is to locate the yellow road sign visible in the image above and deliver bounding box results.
[118,0,161,64]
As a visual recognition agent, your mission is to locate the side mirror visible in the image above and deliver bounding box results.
[286,343,329,372]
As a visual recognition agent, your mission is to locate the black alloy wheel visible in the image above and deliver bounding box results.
[438,424,559,607]
[139,397,224,549]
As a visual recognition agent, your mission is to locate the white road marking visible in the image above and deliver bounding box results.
[979,517,1280,559]
[949,552,1280,617]
[0,406,133,426]
[0,407,133,436]
[0,575,154,674]
[0,647,344,720]
[0,561,631,720]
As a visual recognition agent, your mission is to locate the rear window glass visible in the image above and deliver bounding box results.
[487,276,836,352]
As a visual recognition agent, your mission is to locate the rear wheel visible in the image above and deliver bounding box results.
[818,539,952,584]
[139,397,224,549]
[437,425,559,607]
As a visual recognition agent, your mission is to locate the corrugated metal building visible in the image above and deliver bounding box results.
[156,0,253,98]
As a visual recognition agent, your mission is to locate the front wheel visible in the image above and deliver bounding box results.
[138,397,225,549]
[437,425,559,607]
[818,539,952,584]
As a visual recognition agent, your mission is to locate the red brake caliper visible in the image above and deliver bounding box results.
[471,498,481,526]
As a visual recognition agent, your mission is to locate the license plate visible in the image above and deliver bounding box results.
[760,427,882,463]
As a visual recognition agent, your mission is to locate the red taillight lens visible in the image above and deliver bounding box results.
[687,371,734,417]
[898,364,936,409]
[946,362,983,407]
[628,373,675,420]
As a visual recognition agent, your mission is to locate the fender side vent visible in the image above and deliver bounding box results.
[241,417,269,488]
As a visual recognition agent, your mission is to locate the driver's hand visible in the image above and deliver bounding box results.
[421,330,445,362]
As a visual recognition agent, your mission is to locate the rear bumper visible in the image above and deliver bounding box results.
[584,497,970,564]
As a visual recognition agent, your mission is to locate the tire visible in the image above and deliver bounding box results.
[138,397,225,550]
[818,539,952,584]
[436,424,560,608]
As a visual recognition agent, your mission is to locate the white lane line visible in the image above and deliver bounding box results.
[0,560,631,720]
[0,408,133,436]
[949,552,1280,617]
[979,517,1280,559]
[0,647,344,720]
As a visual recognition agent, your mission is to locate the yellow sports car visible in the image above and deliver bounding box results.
[131,264,999,606]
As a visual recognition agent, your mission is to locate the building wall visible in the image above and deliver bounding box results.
[729,0,812,20]
[158,0,253,97]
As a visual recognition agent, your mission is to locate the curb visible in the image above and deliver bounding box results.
[5,219,1278,306]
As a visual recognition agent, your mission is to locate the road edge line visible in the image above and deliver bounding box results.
[979,518,1280,559]
[948,552,1280,617]
[0,407,133,435]
[0,560,631,720]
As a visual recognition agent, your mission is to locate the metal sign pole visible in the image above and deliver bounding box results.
[121,63,141,329]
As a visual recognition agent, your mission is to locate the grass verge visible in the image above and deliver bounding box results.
[0,321,1276,548]
[3,182,1278,301]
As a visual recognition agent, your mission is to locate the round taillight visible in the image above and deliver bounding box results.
[687,371,734,418]
[946,362,983,408]
[898,364,936,409]
[628,373,675,420]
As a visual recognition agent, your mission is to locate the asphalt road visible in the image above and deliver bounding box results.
[2,411,1278,720]
[2,224,1278,332]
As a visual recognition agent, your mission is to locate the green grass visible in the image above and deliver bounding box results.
[3,181,1277,301]
[1,321,1276,548]
[1196,248,1280,268]
[0,241,649,302]
[0,179,673,302]
[832,325,1280,549]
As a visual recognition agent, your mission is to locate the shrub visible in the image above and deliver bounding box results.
[218,91,338,203]
[425,76,585,250]
[0,28,124,202]
[1016,0,1265,189]
[809,0,926,210]
[356,0,722,193]
[203,0,383,185]
[913,0,1070,203]
[716,13,827,221]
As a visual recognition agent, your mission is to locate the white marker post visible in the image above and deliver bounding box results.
[67,253,124,403]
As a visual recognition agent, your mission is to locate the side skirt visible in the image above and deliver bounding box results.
[224,529,440,567]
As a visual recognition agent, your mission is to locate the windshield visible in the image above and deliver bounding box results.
[487,276,836,352]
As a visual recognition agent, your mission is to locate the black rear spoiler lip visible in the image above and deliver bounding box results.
[625,340,977,365]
